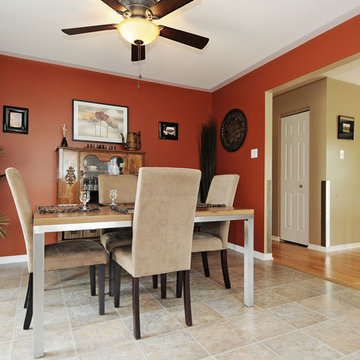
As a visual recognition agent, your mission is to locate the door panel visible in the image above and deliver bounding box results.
[285,191,293,228]
[280,111,310,245]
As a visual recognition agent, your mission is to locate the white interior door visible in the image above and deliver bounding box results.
[280,111,310,245]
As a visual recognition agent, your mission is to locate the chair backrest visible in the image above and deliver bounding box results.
[202,174,240,247]
[98,174,137,204]
[131,167,201,277]
[5,167,34,273]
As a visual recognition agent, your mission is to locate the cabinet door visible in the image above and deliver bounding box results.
[80,152,126,203]
[125,154,144,175]
[58,149,80,204]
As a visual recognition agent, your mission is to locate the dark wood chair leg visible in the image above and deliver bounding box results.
[24,273,31,308]
[176,271,183,298]
[98,264,105,315]
[152,275,158,289]
[114,262,121,308]
[23,273,33,330]
[202,251,210,277]
[132,277,141,339]
[108,252,114,296]
[220,249,231,289]
[183,270,192,326]
[160,273,167,299]
[90,265,96,296]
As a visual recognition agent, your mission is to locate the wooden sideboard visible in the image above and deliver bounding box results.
[57,147,145,240]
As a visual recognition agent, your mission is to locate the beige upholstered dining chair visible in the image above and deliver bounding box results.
[192,174,239,289]
[6,167,107,329]
[98,174,137,205]
[112,167,201,339]
[98,174,138,295]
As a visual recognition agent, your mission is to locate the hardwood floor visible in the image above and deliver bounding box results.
[272,240,360,290]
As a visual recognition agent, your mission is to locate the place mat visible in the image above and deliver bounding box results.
[99,202,135,207]
[109,206,129,214]
[37,205,100,214]
[197,203,226,208]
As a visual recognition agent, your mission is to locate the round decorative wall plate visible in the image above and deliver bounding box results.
[220,109,247,152]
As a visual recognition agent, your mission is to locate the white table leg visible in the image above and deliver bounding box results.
[243,217,254,307]
[33,231,44,358]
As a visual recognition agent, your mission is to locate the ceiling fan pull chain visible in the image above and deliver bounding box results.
[137,45,142,89]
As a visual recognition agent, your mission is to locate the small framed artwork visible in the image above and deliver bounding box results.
[338,115,354,140]
[73,100,128,144]
[3,106,29,134]
[159,122,178,140]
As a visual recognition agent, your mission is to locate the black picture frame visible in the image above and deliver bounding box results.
[159,122,178,140]
[72,99,128,144]
[3,105,29,134]
[338,115,354,140]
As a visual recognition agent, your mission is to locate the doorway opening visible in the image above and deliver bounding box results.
[265,53,360,264]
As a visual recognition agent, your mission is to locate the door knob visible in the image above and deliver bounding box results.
[299,184,303,188]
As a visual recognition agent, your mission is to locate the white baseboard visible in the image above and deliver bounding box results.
[272,236,280,242]
[0,255,27,264]
[308,242,360,253]
[228,243,273,261]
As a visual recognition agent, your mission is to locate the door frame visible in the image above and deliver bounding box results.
[264,53,360,256]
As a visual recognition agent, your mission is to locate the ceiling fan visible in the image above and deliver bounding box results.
[61,0,209,62]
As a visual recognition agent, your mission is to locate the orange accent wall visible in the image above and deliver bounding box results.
[0,55,211,256]
[212,15,360,252]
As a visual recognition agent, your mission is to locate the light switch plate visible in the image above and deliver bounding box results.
[340,150,344,159]
[251,148,258,158]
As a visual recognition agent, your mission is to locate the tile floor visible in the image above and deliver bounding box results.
[1,250,360,359]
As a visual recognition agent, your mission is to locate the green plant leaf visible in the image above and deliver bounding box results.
[0,214,9,239]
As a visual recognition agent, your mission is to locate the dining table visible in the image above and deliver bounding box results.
[32,204,254,358]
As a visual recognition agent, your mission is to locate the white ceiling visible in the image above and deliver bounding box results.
[1,0,360,91]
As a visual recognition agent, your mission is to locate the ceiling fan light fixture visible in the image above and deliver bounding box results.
[117,18,160,45]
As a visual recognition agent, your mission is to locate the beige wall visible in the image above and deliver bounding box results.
[273,78,360,247]
[326,78,360,246]
[272,79,327,246]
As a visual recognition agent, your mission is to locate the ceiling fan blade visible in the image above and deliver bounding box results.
[62,24,118,35]
[131,44,145,62]
[150,0,193,19]
[160,26,209,49]
[100,0,128,13]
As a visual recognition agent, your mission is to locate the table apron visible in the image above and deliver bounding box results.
[33,220,133,233]
[195,214,253,223]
